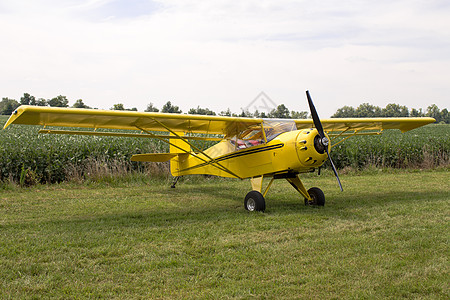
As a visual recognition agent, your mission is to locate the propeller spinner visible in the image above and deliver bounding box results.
[306,90,343,191]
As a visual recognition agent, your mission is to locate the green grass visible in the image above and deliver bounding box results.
[0,170,448,299]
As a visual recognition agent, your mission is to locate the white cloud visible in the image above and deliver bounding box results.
[0,0,449,116]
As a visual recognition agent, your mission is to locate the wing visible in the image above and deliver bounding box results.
[3,105,263,137]
[4,106,434,136]
[294,117,435,133]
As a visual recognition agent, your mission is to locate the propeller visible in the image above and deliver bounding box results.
[306,90,343,191]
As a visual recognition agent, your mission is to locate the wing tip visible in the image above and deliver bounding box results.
[2,108,21,129]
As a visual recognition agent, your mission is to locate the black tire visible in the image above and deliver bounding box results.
[305,187,325,206]
[244,191,266,212]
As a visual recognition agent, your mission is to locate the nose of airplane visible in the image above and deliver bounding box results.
[295,128,328,168]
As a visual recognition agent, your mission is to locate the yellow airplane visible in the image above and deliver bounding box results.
[3,91,435,211]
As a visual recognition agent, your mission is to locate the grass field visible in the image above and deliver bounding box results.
[0,170,448,299]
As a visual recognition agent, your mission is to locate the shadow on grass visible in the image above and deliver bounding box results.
[260,188,449,218]
[2,181,448,233]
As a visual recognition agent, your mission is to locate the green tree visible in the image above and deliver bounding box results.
[161,101,182,113]
[111,103,137,111]
[219,108,232,117]
[36,98,47,106]
[72,99,91,109]
[355,103,382,117]
[237,109,250,117]
[252,110,261,118]
[441,108,449,124]
[4,102,14,115]
[332,106,355,118]
[145,102,159,112]
[20,93,36,105]
[331,102,448,123]
[290,110,308,119]
[382,103,409,117]
[410,108,424,117]
[48,95,69,107]
[268,104,290,118]
[111,103,125,110]
[0,98,20,115]
[188,106,216,115]
[426,104,441,122]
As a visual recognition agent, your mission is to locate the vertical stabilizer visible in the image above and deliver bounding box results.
[169,132,190,175]
[169,132,191,153]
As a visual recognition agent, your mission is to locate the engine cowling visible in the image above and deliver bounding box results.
[295,128,330,169]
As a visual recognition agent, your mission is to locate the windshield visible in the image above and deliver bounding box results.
[229,124,265,149]
[229,120,297,150]
[263,120,297,142]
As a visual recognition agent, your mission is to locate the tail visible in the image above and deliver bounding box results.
[169,132,191,176]
[130,132,191,176]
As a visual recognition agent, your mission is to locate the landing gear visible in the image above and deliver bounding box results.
[244,191,266,212]
[170,176,180,188]
[304,187,325,206]
[245,174,325,211]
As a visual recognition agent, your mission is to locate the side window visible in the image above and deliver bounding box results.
[264,121,296,142]
[230,127,265,150]
[229,121,296,150]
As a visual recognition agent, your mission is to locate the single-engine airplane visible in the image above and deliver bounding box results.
[3,91,435,211]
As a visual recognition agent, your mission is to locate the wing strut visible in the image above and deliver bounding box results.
[145,118,243,179]
[38,129,222,141]
[137,122,243,179]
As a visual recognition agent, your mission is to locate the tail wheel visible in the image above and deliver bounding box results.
[305,187,325,206]
[244,191,266,212]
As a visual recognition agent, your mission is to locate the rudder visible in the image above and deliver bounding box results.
[169,132,190,176]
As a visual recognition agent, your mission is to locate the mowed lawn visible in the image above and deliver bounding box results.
[0,170,448,299]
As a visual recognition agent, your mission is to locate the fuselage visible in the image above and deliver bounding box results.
[171,128,330,179]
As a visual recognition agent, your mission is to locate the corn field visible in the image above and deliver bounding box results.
[0,116,169,184]
[1,116,449,185]
[330,124,449,169]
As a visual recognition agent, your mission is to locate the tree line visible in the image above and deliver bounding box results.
[332,102,449,123]
[0,93,448,123]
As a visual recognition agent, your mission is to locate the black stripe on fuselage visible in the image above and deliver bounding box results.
[180,143,284,172]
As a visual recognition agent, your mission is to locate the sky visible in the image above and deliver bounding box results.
[1,0,449,117]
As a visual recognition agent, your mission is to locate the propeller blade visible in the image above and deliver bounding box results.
[306,90,343,191]
[306,90,325,138]
[326,148,343,192]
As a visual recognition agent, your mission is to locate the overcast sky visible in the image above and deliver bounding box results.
[1,0,449,117]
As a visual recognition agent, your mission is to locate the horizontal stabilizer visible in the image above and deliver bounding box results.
[131,153,177,162]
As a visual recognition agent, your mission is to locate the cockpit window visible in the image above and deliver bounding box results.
[230,125,265,149]
[263,120,297,142]
[229,120,297,150]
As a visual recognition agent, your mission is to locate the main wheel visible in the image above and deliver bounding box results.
[244,191,266,212]
[304,187,325,206]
